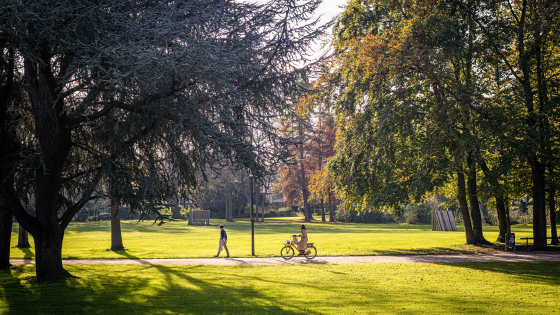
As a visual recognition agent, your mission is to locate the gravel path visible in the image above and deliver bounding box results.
[10,252,560,266]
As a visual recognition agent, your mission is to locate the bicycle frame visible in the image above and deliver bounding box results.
[288,239,309,254]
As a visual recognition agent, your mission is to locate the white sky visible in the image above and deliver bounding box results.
[315,0,349,25]
[249,0,350,61]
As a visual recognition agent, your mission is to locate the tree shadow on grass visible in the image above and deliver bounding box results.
[435,260,560,287]
[14,247,34,259]
[0,258,324,315]
[3,259,559,314]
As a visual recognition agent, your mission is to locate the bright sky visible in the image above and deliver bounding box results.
[315,0,349,26]
[250,0,350,58]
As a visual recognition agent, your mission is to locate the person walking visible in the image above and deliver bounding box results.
[215,224,230,258]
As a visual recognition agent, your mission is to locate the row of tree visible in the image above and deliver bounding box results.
[308,0,559,247]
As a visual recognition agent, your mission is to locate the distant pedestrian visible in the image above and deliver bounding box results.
[214,224,230,258]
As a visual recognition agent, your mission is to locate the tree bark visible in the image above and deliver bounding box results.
[495,196,508,243]
[18,224,30,248]
[328,191,334,222]
[466,153,490,245]
[548,172,558,245]
[255,184,259,222]
[34,227,74,283]
[299,147,311,222]
[0,45,16,270]
[479,159,510,243]
[261,185,265,222]
[0,205,12,270]
[457,172,475,244]
[531,161,547,249]
[297,118,312,222]
[110,196,124,251]
[320,198,325,222]
[226,186,233,222]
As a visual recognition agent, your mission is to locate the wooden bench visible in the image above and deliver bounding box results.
[519,237,557,251]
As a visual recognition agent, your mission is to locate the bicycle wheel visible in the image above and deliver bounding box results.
[280,246,294,260]
[304,246,317,259]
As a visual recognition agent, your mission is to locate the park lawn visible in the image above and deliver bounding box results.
[9,217,547,259]
[1,262,559,314]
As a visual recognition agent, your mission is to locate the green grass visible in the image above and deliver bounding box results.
[9,217,550,259]
[1,262,559,314]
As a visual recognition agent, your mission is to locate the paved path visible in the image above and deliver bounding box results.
[10,252,560,266]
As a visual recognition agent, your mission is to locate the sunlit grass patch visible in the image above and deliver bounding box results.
[10,218,550,259]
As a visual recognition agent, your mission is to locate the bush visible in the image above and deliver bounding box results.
[179,206,190,220]
[335,204,351,222]
[403,203,431,224]
[510,209,532,225]
[335,203,397,223]
[260,206,302,218]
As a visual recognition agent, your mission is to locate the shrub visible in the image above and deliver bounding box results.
[335,203,351,222]
[510,209,532,225]
[335,203,397,223]
[403,203,431,224]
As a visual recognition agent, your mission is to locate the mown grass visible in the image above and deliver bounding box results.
[1,262,559,314]
[9,217,551,259]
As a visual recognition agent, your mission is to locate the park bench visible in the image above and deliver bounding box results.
[519,237,557,251]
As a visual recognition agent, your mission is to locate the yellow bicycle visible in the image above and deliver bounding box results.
[280,235,317,260]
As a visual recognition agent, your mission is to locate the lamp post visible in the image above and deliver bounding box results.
[249,173,255,256]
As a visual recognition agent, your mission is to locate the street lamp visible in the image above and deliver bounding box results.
[249,173,255,256]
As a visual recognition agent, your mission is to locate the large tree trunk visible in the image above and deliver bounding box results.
[0,205,12,270]
[548,172,558,245]
[33,227,73,283]
[495,196,510,243]
[531,161,547,249]
[548,183,559,245]
[321,198,325,222]
[0,46,16,270]
[457,172,475,244]
[110,196,124,251]
[18,224,30,248]
[494,196,510,243]
[466,153,490,245]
